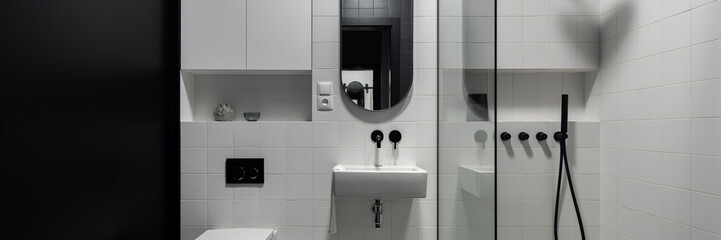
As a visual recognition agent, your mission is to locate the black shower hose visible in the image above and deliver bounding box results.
[553,137,586,240]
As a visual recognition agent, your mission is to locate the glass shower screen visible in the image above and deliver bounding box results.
[437,0,497,239]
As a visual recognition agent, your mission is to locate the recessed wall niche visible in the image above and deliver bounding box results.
[180,71,311,122]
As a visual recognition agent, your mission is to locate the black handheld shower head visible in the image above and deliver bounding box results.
[554,94,569,142]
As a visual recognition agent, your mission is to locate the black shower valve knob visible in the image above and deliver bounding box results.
[500,132,511,141]
[536,132,548,141]
[554,131,568,142]
[518,132,530,141]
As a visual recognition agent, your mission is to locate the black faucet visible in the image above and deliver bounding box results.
[371,130,384,148]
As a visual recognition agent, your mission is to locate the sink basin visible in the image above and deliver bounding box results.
[333,164,428,198]
[459,165,494,200]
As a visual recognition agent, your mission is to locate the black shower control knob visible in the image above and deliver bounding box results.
[518,132,530,141]
[536,132,548,141]
[500,132,511,141]
[554,131,568,141]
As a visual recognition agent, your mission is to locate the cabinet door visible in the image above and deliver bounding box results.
[181,0,246,69]
[246,0,311,70]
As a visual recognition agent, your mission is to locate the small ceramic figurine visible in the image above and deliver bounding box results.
[213,104,235,121]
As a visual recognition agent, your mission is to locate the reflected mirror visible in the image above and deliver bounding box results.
[340,0,413,111]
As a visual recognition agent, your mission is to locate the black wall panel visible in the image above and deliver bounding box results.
[0,0,179,239]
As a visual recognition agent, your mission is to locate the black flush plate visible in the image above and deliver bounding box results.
[225,158,264,184]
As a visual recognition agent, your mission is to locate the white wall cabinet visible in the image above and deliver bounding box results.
[181,0,311,71]
[181,0,247,70]
[247,0,311,70]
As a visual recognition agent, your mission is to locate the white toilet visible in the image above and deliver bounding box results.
[195,228,275,240]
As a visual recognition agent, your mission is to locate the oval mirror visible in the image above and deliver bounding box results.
[340,0,413,111]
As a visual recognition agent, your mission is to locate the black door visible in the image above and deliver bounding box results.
[1,0,179,239]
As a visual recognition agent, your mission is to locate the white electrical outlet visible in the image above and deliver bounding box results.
[317,95,333,111]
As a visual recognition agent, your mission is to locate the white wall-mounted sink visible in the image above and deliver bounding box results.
[333,164,428,198]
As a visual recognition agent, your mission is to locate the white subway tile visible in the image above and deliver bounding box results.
[233,200,259,226]
[286,149,313,174]
[498,0,523,16]
[259,122,286,148]
[663,48,692,85]
[313,123,339,148]
[416,17,437,43]
[550,43,577,68]
[691,155,721,195]
[524,17,551,43]
[312,174,332,200]
[207,122,233,148]
[208,149,234,174]
[662,153,692,189]
[259,174,286,200]
[662,83,692,118]
[181,149,207,174]
[662,187,691,225]
[691,118,721,156]
[259,200,285,226]
[313,0,339,16]
[664,0,691,17]
[691,193,721,235]
[523,43,551,68]
[498,43,524,68]
[181,174,206,200]
[691,229,721,240]
[312,43,340,69]
[313,17,339,43]
[465,17,494,43]
[691,79,721,118]
[692,39,721,81]
[498,17,523,43]
[637,22,663,58]
[260,148,286,174]
[286,122,313,148]
[663,12,691,51]
[181,122,207,148]
[286,174,313,200]
[286,201,314,226]
[233,122,259,148]
[207,200,233,227]
[233,184,260,200]
[691,0,721,44]
[181,200,206,226]
[207,174,232,200]
[524,0,550,15]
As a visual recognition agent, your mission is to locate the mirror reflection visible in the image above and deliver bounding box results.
[340,0,413,111]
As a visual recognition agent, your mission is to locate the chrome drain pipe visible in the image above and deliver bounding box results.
[372,199,383,230]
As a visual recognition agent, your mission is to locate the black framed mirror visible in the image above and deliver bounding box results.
[340,0,413,111]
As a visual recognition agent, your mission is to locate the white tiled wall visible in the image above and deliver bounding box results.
[181,0,439,239]
[495,122,600,240]
[496,0,601,70]
[180,120,438,240]
[496,72,591,122]
[590,0,721,239]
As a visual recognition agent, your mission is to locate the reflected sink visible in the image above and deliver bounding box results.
[459,165,494,200]
[333,165,428,198]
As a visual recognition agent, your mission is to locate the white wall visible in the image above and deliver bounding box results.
[496,0,600,70]
[496,72,590,122]
[590,0,721,239]
[180,0,439,239]
[496,122,600,240]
